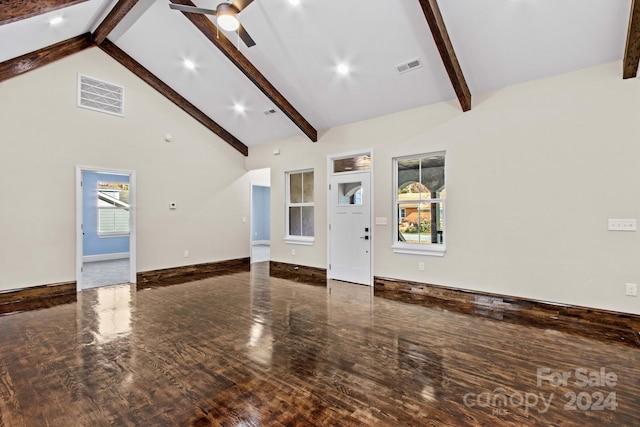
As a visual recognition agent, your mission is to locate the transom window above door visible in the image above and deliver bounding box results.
[332,154,371,173]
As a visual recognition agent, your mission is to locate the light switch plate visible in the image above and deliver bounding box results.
[375,217,388,225]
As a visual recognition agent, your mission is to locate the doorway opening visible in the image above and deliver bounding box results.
[76,166,136,290]
[249,168,271,264]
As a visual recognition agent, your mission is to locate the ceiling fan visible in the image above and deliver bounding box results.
[169,0,256,47]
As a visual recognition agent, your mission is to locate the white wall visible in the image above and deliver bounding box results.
[246,62,640,315]
[0,47,252,291]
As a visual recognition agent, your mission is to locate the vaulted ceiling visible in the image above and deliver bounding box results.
[1,0,638,157]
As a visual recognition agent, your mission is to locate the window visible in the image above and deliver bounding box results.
[393,153,445,256]
[333,154,371,173]
[98,182,130,236]
[338,182,363,206]
[285,169,314,245]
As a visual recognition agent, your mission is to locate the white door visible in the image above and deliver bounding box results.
[328,171,371,285]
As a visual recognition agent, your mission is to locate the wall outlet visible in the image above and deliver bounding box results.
[291,249,296,256]
[184,250,189,258]
[418,262,425,271]
[626,283,637,297]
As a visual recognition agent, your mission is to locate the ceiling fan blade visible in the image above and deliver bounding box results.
[237,23,256,47]
[169,4,217,15]
[232,0,254,12]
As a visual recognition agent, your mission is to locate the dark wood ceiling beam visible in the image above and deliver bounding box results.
[93,0,140,45]
[418,0,471,112]
[0,0,87,26]
[0,33,92,83]
[170,0,318,142]
[99,39,249,156]
[624,0,640,79]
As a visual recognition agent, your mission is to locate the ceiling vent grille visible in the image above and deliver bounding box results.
[263,108,277,116]
[396,58,423,74]
[78,74,124,117]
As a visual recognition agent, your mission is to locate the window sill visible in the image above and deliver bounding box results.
[392,243,446,257]
[284,236,315,246]
[98,233,130,239]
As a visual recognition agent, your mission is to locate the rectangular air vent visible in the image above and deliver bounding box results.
[396,58,423,74]
[263,108,277,116]
[78,74,124,117]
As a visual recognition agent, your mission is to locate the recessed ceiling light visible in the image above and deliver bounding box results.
[289,0,301,5]
[183,59,196,70]
[336,63,351,76]
[234,103,246,113]
[49,16,64,26]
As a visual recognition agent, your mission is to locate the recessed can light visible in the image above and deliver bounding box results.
[234,104,246,113]
[183,59,196,70]
[49,16,64,26]
[336,63,350,76]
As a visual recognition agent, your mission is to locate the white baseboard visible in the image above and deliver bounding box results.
[83,252,130,263]
[252,240,271,246]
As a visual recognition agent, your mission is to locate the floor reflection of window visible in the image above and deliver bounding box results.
[93,285,132,344]
[398,337,444,403]
[247,315,273,366]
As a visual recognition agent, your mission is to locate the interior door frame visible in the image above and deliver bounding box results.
[327,149,374,286]
[75,165,137,291]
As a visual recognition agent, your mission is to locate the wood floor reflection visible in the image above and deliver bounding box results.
[0,262,638,426]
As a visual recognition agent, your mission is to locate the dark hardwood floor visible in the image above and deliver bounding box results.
[0,262,638,426]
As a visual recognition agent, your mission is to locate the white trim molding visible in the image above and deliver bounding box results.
[284,236,314,246]
[83,252,130,263]
[391,244,446,257]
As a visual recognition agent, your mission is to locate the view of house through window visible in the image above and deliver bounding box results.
[98,182,130,236]
[286,170,314,241]
[394,153,445,248]
[338,182,362,206]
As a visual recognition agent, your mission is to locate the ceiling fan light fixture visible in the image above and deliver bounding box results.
[217,3,240,31]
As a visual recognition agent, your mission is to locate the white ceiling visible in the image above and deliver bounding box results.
[0,0,632,148]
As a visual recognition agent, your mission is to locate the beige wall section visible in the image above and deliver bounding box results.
[247,62,640,314]
[0,47,252,291]
[246,168,271,188]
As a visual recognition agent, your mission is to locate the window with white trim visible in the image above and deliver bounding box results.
[393,152,446,256]
[97,182,130,237]
[285,169,314,244]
